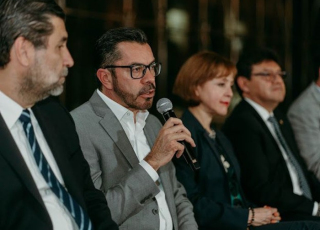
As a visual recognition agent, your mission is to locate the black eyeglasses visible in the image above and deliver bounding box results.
[251,71,287,81]
[103,62,162,79]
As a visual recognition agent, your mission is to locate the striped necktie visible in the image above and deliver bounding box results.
[19,109,92,230]
[268,116,312,200]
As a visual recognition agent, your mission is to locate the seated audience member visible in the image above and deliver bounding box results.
[222,47,320,221]
[288,57,320,181]
[71,27,198,230]
[0,0,117,229]
[172,50,320,230]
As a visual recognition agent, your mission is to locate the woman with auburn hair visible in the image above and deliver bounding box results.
[172,51,319,230]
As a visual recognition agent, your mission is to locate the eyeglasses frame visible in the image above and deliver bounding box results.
[251,71,287,81]
[103,62,162,79]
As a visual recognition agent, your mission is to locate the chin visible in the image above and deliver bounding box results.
[49,85,64,96]
[218,110,228,116]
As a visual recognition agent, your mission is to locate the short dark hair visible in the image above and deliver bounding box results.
[0,0,65,68]
[173,51,237,106]
[235,47,281,96]
[94,27,148,88]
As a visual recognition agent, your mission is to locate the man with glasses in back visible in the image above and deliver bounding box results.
[222,47,320,222]
[71,27,198,230]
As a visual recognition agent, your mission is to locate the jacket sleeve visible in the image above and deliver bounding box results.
[71,114,160,225]
[166,162,199,230]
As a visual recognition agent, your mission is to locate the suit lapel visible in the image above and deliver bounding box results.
[144,115,179,227]
[32,104,84,206]
[204,133,228,173]
[242,101,281,149]
[0,113,45,209]
[90,91,139,167]
[185,110,228,177]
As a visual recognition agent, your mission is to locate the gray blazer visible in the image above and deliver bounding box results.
[71,91,197,230]
[288,82,320,180]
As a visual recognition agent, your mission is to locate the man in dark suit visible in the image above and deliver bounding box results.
[0,0,117,229]
[223,47,320,222]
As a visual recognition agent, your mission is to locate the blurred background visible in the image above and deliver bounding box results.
[57,0,320,124]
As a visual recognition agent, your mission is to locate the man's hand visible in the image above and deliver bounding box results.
[144,117,195,171]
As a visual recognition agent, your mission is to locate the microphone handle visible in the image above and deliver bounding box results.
[162,110,200,171]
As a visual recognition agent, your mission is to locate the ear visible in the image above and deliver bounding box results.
[237,76,250,93]
[194,84,202,97]
[96,68,113,89]
[194,85,200,97]
[12,37,35,67]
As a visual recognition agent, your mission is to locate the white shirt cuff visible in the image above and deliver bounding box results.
[140,160,159,182]
[312,202,318,216]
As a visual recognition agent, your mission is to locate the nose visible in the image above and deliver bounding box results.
[141,67,155,84]
[272,73,284,83]
[226,85,233,98]
[64,47,74,68]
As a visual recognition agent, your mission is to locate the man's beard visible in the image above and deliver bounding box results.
[112,76,155,111]
[20,62,68,103]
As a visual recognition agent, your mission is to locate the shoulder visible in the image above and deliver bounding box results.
[34,97,79,145]
[288,83,318,114]
[35,96,71,122]
[223,100,257,130]
[71,101,93,121]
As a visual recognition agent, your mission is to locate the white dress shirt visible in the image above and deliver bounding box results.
[97,89,173,230]
[245,98,318,215]
[0,90,78,230]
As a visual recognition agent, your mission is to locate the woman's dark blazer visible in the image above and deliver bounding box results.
[172,109,250,230]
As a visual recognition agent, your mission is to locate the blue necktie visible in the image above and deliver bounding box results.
[19,109,92,230]
[268,116,312,200]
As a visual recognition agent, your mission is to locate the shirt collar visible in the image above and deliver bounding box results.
[0,90,25,129]
[96,89,149,122]
[244,97,274,121]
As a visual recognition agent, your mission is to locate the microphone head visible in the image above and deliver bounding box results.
[156,98,173,114]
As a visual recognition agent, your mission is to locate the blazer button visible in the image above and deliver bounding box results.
[152,209,158,215]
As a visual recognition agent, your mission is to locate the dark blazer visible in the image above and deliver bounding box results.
[0,97,118,230]
[222,100,320,220]
[173,110,251,229]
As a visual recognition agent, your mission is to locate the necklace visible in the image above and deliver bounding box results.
[208,129,216,139]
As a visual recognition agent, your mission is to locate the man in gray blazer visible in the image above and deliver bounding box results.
[288,63,320,181]
[71,27,198,230]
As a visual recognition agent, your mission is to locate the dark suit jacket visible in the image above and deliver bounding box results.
[0,97,118,230]
[173,110,251,230]
[222,100,320,219]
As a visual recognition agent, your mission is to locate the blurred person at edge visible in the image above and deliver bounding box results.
[288,55,320,181]
[0,0,117,229]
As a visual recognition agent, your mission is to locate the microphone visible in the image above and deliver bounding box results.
[156,98,200,171]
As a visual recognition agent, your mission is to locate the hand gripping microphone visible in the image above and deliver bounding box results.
[156,98,200,171]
